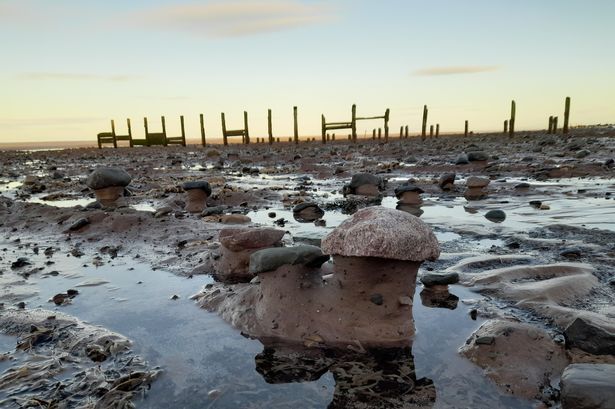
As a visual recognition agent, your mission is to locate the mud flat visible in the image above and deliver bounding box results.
[1,129,614,408]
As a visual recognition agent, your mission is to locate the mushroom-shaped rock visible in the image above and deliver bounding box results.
[213,227,285,283]
[438,173,456,190]
[465,176,491,201]
[394,184,424,205]
[344,173,384,196]
[182,181,212,213]
[86,167,131,206]
[249,245,329,274]
[321,206,439,261]
[292,202,325,222]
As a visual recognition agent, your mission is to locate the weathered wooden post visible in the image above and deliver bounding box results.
[400,126,404,138]
[221,113,228,146]
[429,125,434,138]
[293,106,299,144]
[378,128,382,139]
[436,124,440,137]
[548,116,553,134]
[464,120,469,138]
[326,133,330,141]
[110,120,117,148]
[161,116,167,146]
[276,137,280,143]
[268,109,273,144]
[351,104,357,142]
[504,119,508,134]
[405,125,409,138]
[200,114,206,146]
[421,105,428,139]
[126,118,133,147]
[563,97,571,134]
[332,134,336,141]
[243,111,250,144]
[372,129,376,140]
[384,108,390,142]
[321,115,327,144]
[509,100,516,137]
[553,116,558,134]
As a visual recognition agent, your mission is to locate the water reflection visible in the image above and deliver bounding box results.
[420,288,459,310]
[255,346,435,409]
[396,203,424,217]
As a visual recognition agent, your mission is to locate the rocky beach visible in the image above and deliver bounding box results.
[1,129,615,408]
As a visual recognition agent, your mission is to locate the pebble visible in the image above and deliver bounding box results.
[484,209,506,223]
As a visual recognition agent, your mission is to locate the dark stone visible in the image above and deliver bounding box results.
[394,184,424,198]
[11,257,30,269]
[560,364,615,409]
[370,293,384,305]
[86,167,131,190]
[564,317,615,355]
[67,218,90,231]
[604,158,614,167]
[484,210,506,223]
[182,181,212,195]
[348,173,384,190]
[438,173,456,189]
[249,245,329,274]
[560,247,582,259]
[467,151,489,162]
[455,154,469,165]
[475,336,495,345]
[576,150,590,159]
[515,182,531,189]
[529,200,542,208]
[292,203,325,222]
[420,272,459,287]
[268,212,277,218]
[201,206,226,216]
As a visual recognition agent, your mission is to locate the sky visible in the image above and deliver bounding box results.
[1,0,614,143]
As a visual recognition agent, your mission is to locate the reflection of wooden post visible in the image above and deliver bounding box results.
[429,125,434,137]
[503,119,508,134]
[200,114,206,146]
[351,104,357,142]
[464,120,469,137]
[321,115,326,144]
[436,124,440,137]
[405,125,408,138]
[127,118,133,147]
[421,105,428,138]
[563,96,571,134]
[384,108,390,142]
[293,106,299,144]
[221,113,228,146]
[244,111,250,144]
[268,109,273,144]
[553,116,558,134]
[509,100,516,137]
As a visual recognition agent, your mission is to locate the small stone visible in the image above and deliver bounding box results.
[154,207,173,218]
[455,154,469,165]
[398,296,413,306]
[208,389,222,399]
[267,212,276,218]
[249,245,329,274]
[467,151,489,162]
[11,257,30,269]
[170,294,180,300]
[560,247,582,259]
[52,293,67,305]
[67,218,90,231]
[370,293,384,305]
[540,203,550,210]
[529,200,542,208]
[475,336,495,345]
[438,173,456,190]
[466,176,490,188]
[515,182,531,189]
[484,210,506,223]
[420,272,459,287]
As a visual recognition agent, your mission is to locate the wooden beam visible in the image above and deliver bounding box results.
[268,109,273,144]
[200,114,206,146]
[221,113,228,146]
[243,111,250,144]
[293,106,299,144]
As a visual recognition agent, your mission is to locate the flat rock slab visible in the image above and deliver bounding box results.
[561,364,615,409]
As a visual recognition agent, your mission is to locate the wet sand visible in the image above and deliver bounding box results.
[1,128,615,408]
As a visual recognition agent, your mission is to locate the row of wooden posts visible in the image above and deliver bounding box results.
[97,98,573,148]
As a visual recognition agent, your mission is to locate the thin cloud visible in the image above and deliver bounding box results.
[17,72,141,82]
[134,0,335,37]
[413,66,500,76]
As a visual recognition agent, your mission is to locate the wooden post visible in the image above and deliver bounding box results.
[384,108,390,142]
[200,114,206,146]
[429,125,434,137]
[351,104,357,142]
[400,126,404,138]
[504,119,508,134]
[143,117,149,146]
[509,100,516,137]
[180,115,186,146]
[221,113,228,146]
[332,134,336,141]
[326,134,330,141]
[548,116,553,134]
[378,128,382,139]
[161,116,167,146]
[464,120,469,137]
[293,106,299,144]
[436,124,440,137]
[405,125,408,138]
[421,105,428,138]
[563,96,571,134]
[127,118,133,147]
[243,111,250,144]
[111,120,117,148]
[372,129,376,140]
[268,109,273,144]
[553,116,558,134]
[321,115,327,144]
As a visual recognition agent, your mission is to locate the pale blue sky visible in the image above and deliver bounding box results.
[1,0,614,142]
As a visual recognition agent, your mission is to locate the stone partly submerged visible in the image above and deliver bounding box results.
[85,167,131,206]
[193,206,440,349]
[342,173,385,197]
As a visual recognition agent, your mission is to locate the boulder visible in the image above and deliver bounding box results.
[564,317,615,355]
[561,364,615,409]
